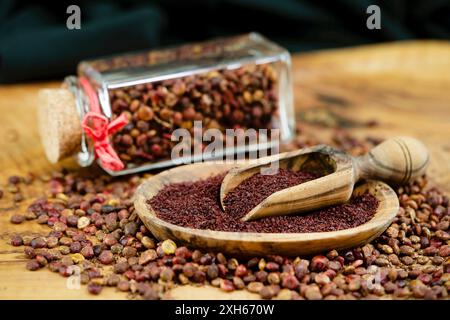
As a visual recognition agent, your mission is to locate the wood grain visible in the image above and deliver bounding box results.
[0,40,449,299]
[293,41,450,192]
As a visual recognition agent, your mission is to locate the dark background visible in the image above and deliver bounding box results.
[0,0,449,83]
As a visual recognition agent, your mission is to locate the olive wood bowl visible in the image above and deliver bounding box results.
[134,162,399,256]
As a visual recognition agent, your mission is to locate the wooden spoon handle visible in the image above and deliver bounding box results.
[354,136,429,185]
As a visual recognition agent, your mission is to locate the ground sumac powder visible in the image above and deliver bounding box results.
[149,169,379,233]
[223,169,320,218]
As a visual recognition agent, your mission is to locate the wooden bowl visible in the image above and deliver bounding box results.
[134,162,399,257]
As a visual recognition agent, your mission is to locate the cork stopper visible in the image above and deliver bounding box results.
[38,88,83,163]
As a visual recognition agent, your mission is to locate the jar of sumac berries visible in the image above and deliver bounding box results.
[38,33,295,175]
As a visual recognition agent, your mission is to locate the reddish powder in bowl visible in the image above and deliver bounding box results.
[149,169,379,233]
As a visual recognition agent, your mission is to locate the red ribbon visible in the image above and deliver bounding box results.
[79,77,128,171]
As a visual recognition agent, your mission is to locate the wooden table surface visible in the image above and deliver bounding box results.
[0,40,449,299]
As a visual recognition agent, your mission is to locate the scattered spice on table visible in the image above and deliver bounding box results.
[149,170,379,233]
[4,129,449,300]
[10,214,26,224]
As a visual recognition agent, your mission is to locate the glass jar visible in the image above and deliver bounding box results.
[38,33,295,175]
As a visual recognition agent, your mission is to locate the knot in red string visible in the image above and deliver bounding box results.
[79,76,128,171]
[81,112,128,171]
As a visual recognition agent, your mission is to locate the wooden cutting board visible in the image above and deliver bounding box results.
[0,40,449,299]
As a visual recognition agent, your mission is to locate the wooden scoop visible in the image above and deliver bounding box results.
[220,136,429,222]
